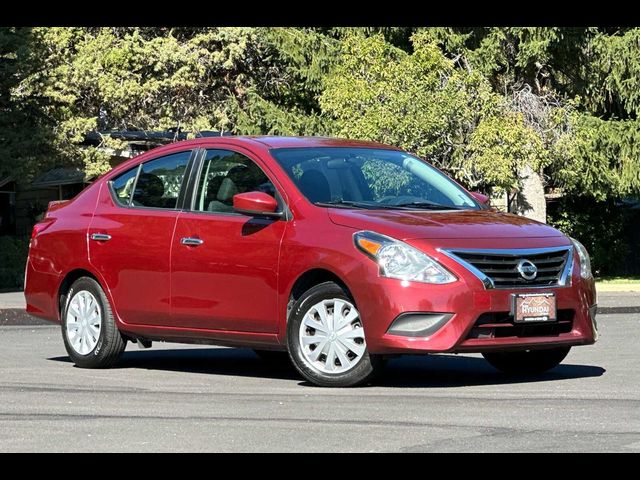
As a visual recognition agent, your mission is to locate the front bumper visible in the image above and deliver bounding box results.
[349,238,598,355]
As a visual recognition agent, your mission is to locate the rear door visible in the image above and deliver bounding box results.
[88,150,194,326]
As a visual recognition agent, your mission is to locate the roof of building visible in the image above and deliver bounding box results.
[0,176,14,189]
[82,129,230,147]
[31,168,85,188]
[82,131,398,151]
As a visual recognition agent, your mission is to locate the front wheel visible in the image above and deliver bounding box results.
[61,277,126,368]
[287,282,384,387]
[482,347,571,375]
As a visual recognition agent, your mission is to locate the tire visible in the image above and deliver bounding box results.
[286,281,384,387]
[253,349,291,365]
[61,277,126,368]
[482,346,571,375]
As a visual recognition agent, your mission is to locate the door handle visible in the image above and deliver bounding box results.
[90,233,112,242]
[181,237,204,246]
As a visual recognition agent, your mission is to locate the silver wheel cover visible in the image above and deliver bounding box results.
[65,290,102,355]
[298,298,366,374]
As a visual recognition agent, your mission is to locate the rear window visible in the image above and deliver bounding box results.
[109,151,192,209]
[111,166,139,206]
[131,152,190,209]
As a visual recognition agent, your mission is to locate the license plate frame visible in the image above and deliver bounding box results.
[511,293,557,323]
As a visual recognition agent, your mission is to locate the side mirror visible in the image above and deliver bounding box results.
[233,191,282,218]
[470,191,490,207]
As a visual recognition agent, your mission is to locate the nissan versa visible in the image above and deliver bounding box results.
[24,136,598,387]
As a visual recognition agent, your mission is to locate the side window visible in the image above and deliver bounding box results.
[194,149,277,213]
[131,151,191,209]
[111,166,139,206]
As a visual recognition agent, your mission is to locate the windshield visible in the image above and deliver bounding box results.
[270,147,479,211]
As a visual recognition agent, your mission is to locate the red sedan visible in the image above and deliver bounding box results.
[24,136,598,387]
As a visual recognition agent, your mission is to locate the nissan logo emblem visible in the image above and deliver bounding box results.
[516,259,538,280]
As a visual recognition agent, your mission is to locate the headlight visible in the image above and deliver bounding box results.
[570,237,592,279]
[354,231,456,284]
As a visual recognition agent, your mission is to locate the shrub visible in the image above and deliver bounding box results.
[0,236,30,290]
[547,197,632,276]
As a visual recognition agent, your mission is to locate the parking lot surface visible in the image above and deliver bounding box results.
[0,312,638,452]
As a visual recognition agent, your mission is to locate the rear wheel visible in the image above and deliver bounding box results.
[287,282,384,387]
[61,277,126,368]
[482,347,571,375]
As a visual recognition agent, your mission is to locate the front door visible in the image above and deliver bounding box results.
[170,148,287,332]
[88,150,192,326]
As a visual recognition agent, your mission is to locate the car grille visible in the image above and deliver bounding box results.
[466,310,575,339]
[445,247,572,289]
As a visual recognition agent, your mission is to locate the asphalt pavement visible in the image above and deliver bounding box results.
[0,301,639,452]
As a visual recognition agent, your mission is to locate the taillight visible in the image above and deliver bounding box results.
[30,220,53,243]
[31,223,44,241]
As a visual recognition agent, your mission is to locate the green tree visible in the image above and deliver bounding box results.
[12,27,335,178]
[419,27,640,201]
[320,33,498,179]
[0,28,57,180]
[320,33,556,220]
[553,114,640,200]
[4,26,640,216]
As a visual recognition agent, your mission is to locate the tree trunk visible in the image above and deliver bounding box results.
[510,164,546,223]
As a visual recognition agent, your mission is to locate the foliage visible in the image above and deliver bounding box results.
[583,29,640,119]
[0,236,29,289]
[320,33,560,199]
[2,27,640,258]
[6,27,334,178]
[322,28,640,203]
[320,33,500,187]
[4,26,640,203]
[418,27,596,97]
[467,113,549,193]
[547,197,631,276]
[553,113,640,200]
[0,28,58,180]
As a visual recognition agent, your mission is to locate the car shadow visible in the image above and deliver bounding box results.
[50,348,301,381]
[377,354,605,388]
[49,347,605,388]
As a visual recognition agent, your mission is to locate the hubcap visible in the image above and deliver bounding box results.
[65,290,102,355]
[298,298,366,374]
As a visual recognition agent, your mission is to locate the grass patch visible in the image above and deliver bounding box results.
[595,276,640,284]
[595,276,640,292]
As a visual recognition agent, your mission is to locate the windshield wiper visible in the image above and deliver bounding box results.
[315,200,464,211]
[392,201,463,210]
[315,200,380,210]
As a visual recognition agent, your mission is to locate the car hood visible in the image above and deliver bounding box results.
[328,209,564,240]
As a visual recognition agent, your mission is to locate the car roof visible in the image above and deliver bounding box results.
[159,135,402,151]
[101,135,404,181]
[242,136,401,150]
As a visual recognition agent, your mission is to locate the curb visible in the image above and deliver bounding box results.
[597,306,640,314]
